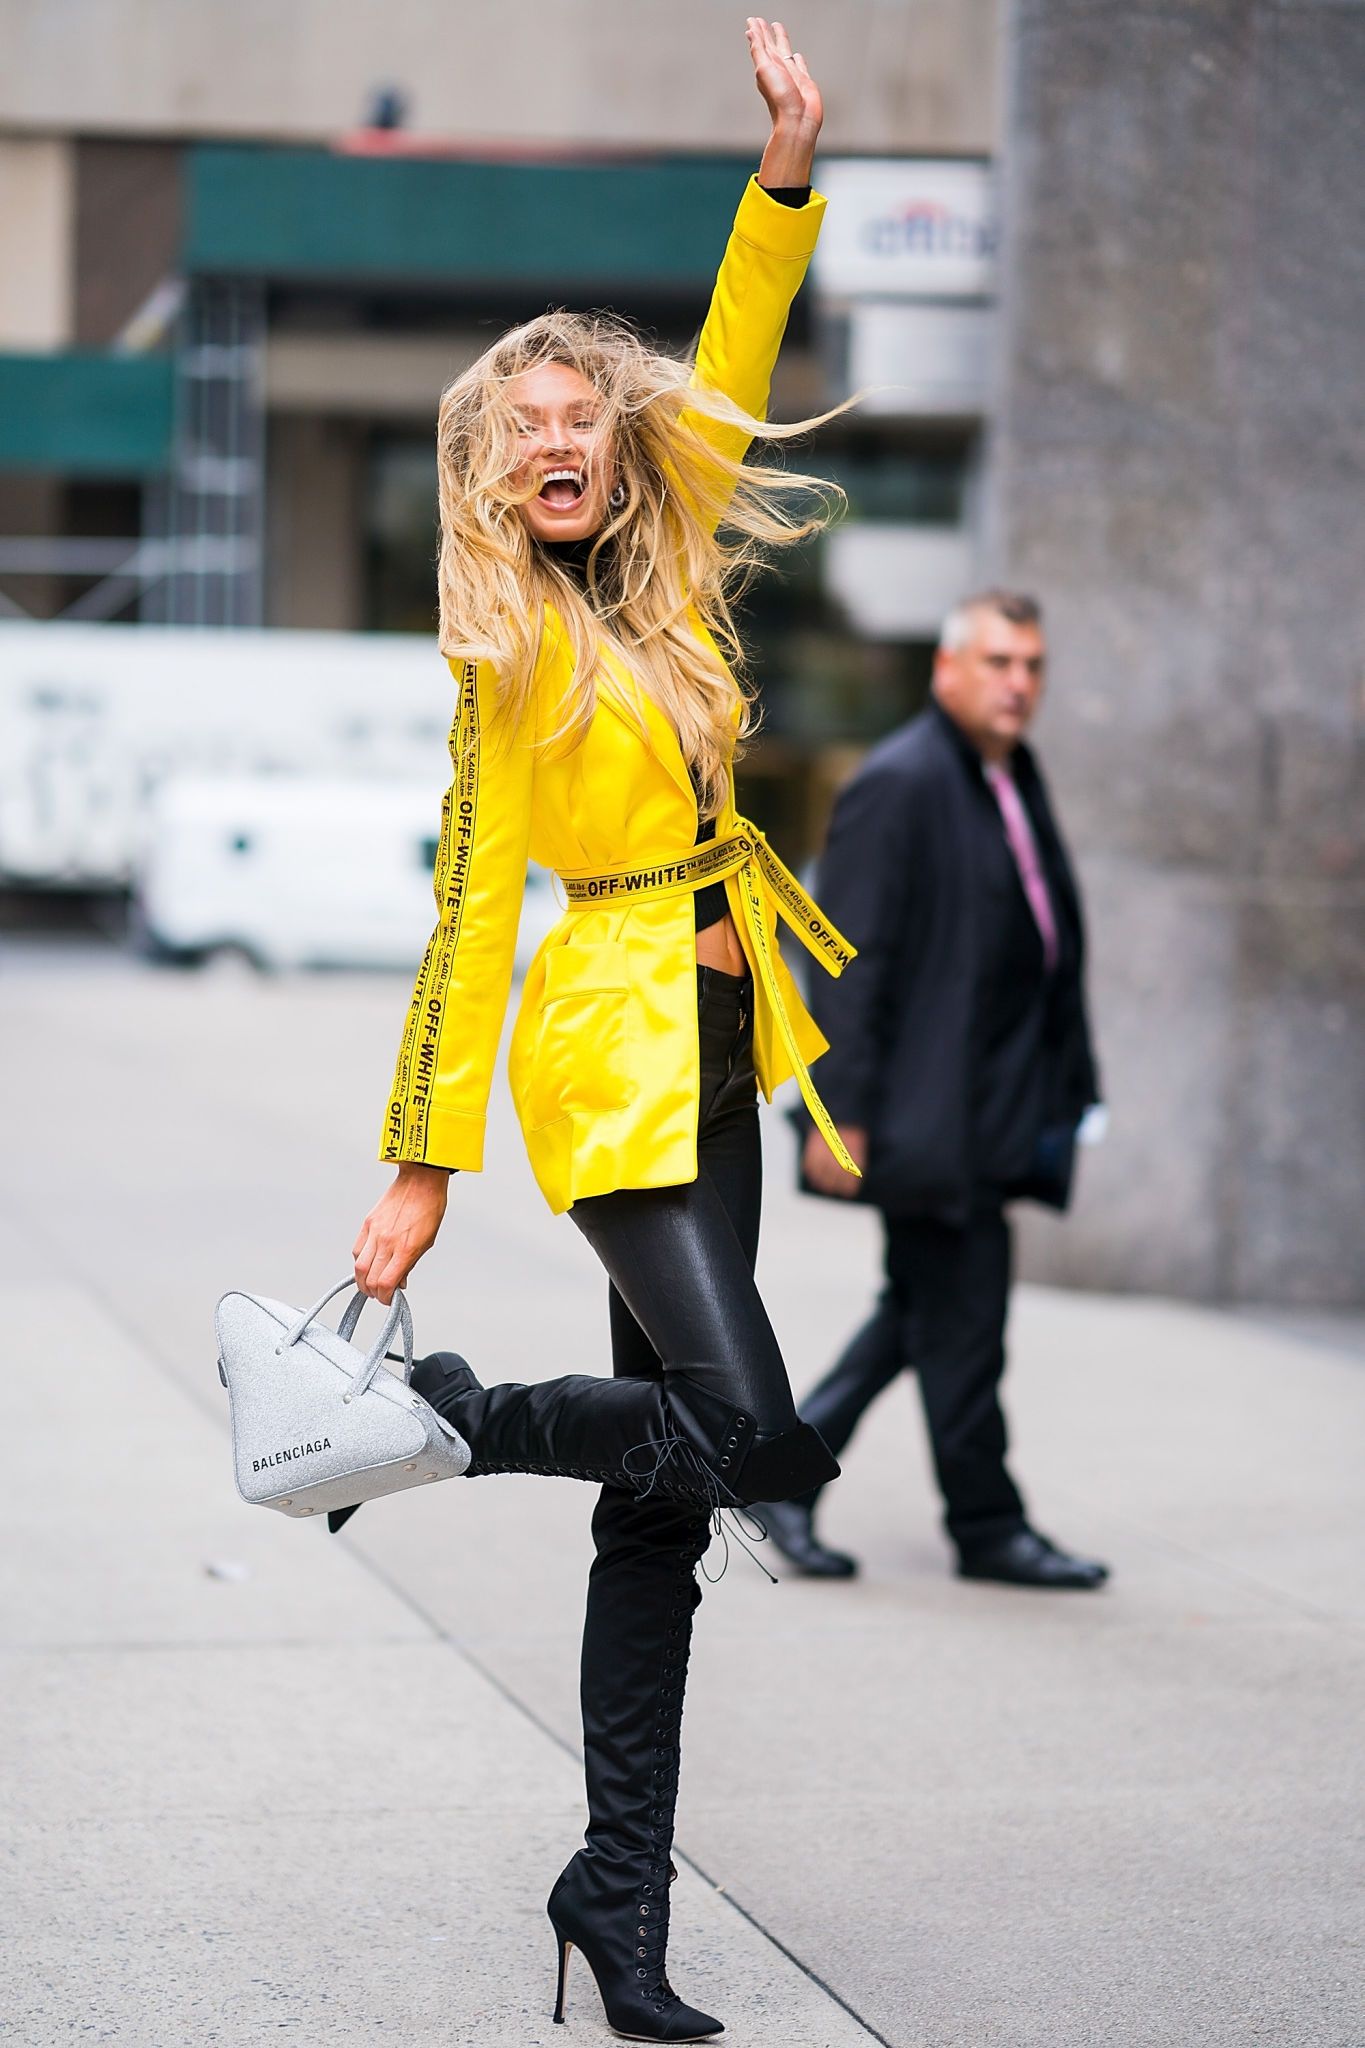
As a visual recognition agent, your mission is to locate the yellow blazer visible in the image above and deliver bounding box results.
[381,177,849,1215]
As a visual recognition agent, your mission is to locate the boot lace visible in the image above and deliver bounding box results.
[621,1434,777,1583]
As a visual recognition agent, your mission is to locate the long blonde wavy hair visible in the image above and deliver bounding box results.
[434,309,846,821]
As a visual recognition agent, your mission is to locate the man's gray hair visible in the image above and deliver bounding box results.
[939,588,1043,654]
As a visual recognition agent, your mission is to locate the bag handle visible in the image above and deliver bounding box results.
[280,1278,414,1401]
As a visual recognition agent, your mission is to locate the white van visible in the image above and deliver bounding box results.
[0,621,455,888]
[134,774,564,973]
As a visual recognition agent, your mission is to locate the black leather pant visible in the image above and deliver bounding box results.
[434,966,830,1507]
[562,968,798,1964]
[571,965,798,1440]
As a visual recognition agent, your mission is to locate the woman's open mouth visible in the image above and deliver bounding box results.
[538,468,587,512]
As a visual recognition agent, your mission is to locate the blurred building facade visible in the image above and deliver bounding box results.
[2,0,1361,1304]
[0,0,999,854]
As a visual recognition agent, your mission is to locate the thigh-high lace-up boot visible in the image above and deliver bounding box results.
[408,1352,837,1512]
[549,1484,721,2042]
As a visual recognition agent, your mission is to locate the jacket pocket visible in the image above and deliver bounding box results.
[527,940,634,1127]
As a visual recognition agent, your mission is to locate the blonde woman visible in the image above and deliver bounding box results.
[352,20,855,2039]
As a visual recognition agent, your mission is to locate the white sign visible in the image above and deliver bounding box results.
[844,302,994,417]
[813,158,997,302]
[824,525,974,641]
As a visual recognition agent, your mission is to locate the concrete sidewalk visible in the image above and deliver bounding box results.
[2,952,1362,2046]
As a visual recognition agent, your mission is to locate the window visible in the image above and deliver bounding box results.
[364,435,439,634]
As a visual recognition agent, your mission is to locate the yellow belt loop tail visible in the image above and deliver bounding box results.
[559,819,861,1179]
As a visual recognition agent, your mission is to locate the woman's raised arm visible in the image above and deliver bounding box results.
[748,16,822,190]
[683,22,827,506]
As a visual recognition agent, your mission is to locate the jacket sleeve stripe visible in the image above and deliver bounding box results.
[382,660,481,1162]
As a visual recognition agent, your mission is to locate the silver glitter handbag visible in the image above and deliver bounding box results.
[214,1277,470,1519]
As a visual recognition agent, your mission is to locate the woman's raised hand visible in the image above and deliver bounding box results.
[747,18,823,176]
[352,1162,451,1304]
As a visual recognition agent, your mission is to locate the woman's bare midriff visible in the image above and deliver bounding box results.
[695,911,749,977]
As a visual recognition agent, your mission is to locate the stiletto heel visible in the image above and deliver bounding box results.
[552,1935,572,2025]
[547,1862,722,2042]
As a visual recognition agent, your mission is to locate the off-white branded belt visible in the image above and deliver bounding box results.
[559,819,861,1178]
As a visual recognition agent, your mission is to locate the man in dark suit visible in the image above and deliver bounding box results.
[765,589,1109,1589]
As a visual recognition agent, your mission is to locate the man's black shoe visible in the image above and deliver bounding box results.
[957,1527,1109,1589]
[756,1500,859,1578]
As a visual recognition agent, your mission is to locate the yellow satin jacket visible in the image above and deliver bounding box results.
[381,177,855,1215]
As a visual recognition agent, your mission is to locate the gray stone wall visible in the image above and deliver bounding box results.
[990,0,1365,1303]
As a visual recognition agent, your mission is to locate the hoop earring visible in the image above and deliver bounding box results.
[609,482,627,512]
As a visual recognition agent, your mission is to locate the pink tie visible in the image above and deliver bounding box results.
[984,764,1059,974]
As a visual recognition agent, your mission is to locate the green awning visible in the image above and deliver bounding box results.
[185,144,756,290]
[0,353,174,476]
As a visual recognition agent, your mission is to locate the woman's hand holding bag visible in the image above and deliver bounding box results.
[352,1161,451,1304]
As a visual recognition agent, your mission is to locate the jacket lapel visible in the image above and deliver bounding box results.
[595,648,697,806]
